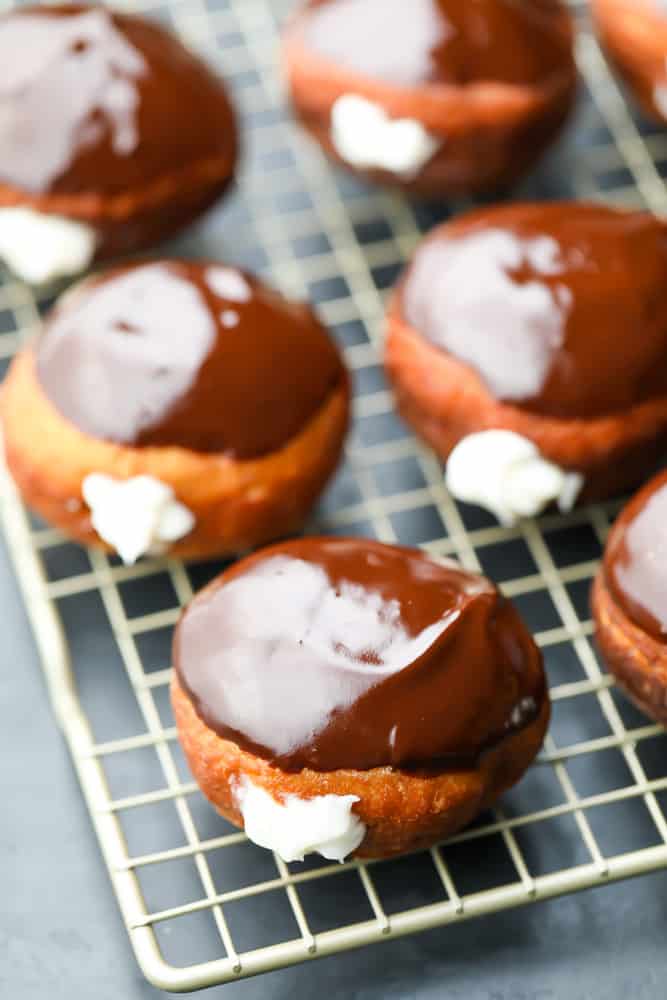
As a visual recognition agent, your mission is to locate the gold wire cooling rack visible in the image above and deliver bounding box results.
[3,0,667,991]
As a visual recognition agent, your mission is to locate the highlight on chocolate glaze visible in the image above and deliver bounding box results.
[401,202,667,419]
[0,4,237,195]
[174,537,546,772]
[35,260,344,459]
[0,7,146,194]
[299,0,574,88]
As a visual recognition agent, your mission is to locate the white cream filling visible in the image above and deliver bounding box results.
[82,473,195,565]
[330,94,440,178]
[235,778,366,863]
[0,207,96,284]
[445,430,583,527]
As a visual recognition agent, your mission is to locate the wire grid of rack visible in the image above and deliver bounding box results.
[3,0,667,991]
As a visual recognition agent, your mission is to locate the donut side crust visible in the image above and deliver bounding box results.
[1,349,349,560]
[592,568,667,724]
[384,301,667,503]
[171,676,550,859]
[0,156,237,260]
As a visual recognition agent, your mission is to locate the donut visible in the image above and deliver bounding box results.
[172,537,549,861]
[593,470,667,724]
[1,261,349,563]
[0,4,238,284]
[384,201,667,525]
[283,0,576,196]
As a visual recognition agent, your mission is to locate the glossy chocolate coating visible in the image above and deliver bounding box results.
[174,538,545,772]
[300,0,572,88]
[401,202,667,419]
[0,4,236,195]
[605,472,667,639]
[35,261,344,458]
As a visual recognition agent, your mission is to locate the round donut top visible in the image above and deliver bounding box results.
[605,472,667,640]
[35,261,344,459]
[400,202,667,420]
[0,4,237,195]
[173,537,545,772]
[298,0,573,89]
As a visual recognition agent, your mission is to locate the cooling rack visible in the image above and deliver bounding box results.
[3,0,667,991]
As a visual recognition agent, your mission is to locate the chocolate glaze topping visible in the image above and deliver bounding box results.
[174,538,545,772]
[300,0,573,89]
[605,472,667,640]
[402,202,667,419]
[36,261,344,458]
[0,4,236,195]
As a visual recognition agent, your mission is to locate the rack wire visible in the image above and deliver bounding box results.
[3,0,667,990]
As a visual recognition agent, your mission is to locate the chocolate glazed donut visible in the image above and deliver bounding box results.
[1,261,350,561]
[284,0,576,196]
[172,538,549,859]
[385,201,667,509]
[34,262,343,459]
[0,4,238,263]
